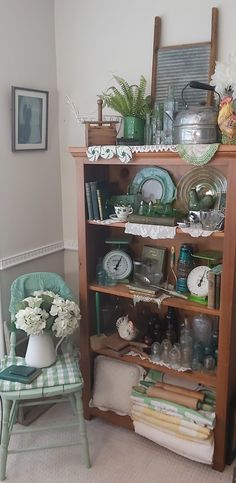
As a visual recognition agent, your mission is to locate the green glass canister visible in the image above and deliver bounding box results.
[123,116,145,145]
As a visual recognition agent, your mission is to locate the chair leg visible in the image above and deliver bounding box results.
[0,399,11,481]
[74,391,91,468]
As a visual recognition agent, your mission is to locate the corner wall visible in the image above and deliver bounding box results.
[0,0,64,354]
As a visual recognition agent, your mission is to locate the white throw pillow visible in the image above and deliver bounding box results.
[91,355,145,415]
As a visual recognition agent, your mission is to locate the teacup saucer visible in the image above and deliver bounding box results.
[109,214,128,222]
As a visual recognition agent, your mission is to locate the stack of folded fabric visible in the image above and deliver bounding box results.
[131,371,215,464]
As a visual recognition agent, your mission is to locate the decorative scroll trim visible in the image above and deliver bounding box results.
[86,144,178,163]
[131,144,178,153]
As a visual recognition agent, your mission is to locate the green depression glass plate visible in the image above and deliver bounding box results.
[128,167,176,204]
[177,166,227,211]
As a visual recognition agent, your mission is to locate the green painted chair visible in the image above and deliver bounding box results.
[0,272,91,480]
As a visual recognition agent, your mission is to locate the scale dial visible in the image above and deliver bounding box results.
[102,249,133,281]
[187,265,211,298]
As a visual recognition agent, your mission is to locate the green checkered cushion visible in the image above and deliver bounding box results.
[0,354,83,392]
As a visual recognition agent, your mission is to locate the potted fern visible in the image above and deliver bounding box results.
[101,75,150,144]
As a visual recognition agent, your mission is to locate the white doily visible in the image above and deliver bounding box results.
[125,223,176,239]
[132,293,170,308]
[128,350,191,372]
[179,224,214,237]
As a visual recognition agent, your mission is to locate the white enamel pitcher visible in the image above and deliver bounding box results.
[25,333,64,368]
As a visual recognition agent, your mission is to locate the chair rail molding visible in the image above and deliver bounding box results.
[0,241,64,270]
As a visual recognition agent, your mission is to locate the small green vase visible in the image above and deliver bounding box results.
[123,116,145,145]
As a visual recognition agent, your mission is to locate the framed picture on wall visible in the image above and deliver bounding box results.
[11,86,48,151]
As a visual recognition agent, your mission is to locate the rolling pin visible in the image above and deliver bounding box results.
[154,382,205,402]
[147,386,200,409]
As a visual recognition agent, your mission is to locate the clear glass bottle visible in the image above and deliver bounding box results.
[192,313,212,347]
[96,257,106,285]
[180,316,193,368]
[145,112,152,145]
[163,85,177,145]
[163,307,178,344]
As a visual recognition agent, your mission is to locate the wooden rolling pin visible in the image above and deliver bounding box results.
[147,386,200,409]
[154,382,205,402]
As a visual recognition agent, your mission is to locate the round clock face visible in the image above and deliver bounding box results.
[102,250,133,280]
[187,265,211,298]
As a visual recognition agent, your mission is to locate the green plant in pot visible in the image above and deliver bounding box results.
[101,75,150,144]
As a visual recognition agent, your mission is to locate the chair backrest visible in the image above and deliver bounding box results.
[9,272,74,320]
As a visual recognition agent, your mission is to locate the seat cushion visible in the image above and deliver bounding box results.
[0,354,83,392]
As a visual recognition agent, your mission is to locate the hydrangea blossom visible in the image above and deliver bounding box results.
[210,52,236,96]
[14,291,80,337]
[15,307,48,335]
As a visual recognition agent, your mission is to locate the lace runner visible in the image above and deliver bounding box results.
[128,350,191,372]
[125,223,176,239]
[179,224,214,237]
[132,293,170,309]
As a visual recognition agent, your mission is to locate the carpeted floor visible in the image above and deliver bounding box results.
[4,403,234,482]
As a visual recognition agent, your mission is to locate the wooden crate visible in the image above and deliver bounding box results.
[84,121,117,146]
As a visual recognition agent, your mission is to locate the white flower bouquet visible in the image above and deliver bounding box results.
[210,52,236,96]
[14,291,81,338]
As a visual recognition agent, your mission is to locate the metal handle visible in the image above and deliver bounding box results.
[189,81,215,92]
[181,81,220,108]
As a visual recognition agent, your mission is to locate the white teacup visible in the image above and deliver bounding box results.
[114,205,133,221]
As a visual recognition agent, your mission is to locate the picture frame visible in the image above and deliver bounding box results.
[11,86,48,151]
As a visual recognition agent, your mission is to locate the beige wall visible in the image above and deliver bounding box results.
[55,0,236,248]
[0,0,64,350]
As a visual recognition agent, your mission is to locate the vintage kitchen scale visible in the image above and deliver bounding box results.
[83,99,118,146]
[187,250,222,304]
[102,238,133,284]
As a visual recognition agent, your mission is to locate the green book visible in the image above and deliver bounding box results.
[0,365,42,384]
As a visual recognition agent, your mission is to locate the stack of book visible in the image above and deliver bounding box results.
[85,181,106,221]
[207,264,222,309]
[0,364,42,384]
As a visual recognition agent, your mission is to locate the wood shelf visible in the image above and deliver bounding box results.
[92,347,217,388]
[87,220,224,238]
[71,146,236,472]
[89,282,221,316]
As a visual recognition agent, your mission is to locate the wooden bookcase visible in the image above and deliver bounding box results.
[70,145,236,471]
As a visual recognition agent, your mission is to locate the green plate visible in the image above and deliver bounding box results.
[128,167,176,204]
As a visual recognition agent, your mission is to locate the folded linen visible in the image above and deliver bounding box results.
[131,389,215,429]
[131,405,211,439]
[134,421,214,464]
